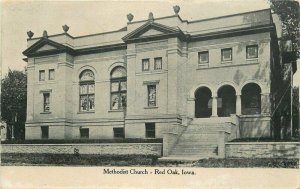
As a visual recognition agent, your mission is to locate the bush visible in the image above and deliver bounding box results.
[1,138,163,144]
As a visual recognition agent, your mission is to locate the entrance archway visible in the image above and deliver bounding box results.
[241,83,261,115]
[217,85,236,117]
[195,87,212,118]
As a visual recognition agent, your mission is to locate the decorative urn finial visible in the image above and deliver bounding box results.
[62,24,69,33]
[148,12,154,22]
[127,13,134,23]
[27,31,34,39]
[43,30,48,38]
[173,5,180,15]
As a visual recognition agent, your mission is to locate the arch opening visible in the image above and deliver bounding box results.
[195,87,212,118]
[241,83,261,115]
[217,85,236,117]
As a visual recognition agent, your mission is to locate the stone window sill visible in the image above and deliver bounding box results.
[40,112,51,114]
[221,61,232,64]
[144,106,158,109]
[77,111,95,114]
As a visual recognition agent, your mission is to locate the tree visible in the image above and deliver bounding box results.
[1,69,27,140]
[269,0,299,57]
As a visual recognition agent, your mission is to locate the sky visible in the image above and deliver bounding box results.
[1,0,299,86]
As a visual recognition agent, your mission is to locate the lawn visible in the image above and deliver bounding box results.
[1,153,298,168]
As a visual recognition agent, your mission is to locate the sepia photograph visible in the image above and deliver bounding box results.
[1,0,299,188]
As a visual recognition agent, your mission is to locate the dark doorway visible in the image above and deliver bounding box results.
[217,85,236,117]
[242,83,261,115]
[195,87,212,118]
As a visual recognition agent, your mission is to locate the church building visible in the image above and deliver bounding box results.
[23,7,289,158]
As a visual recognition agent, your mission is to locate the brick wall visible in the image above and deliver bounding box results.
[1,143,162,156]
[225,142,300,159]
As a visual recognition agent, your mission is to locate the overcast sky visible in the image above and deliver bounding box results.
[1,0,299,86]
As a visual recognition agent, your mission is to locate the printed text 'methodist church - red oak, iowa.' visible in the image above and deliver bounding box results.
[22,6,296,158]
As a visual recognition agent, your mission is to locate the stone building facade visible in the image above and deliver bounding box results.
[23,8,283,145]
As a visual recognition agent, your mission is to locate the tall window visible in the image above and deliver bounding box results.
[39,70,45,81]
[154,57,162,70]
[49,69,55,80]
[198,51,209,64]
[111,67,127,110]
[148,85,156,107]
[43,93,50,112]
[246,45,258,59]
[79,70,95,112]
[142,59,150,71]
[221,48,232,62]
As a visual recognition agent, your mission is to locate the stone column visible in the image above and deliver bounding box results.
[212,95,218,117]
[236,94,242,115]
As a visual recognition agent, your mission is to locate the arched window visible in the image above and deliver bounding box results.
[79,70,95,112]
[110,67,127,110]
[195,87,212,118]
[241,83,261,115]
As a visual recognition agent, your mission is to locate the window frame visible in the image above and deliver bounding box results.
[198,51,209,64]
[43,93,50,112]
[110,67,127,110]
[80,128,89,139]
[113,127,125,138]
[142,58,150,71]
[147,85,157,107]
[48,69,55,80]
[39,70,45,81]
[41,126,49,139]
[246,45,258,59]
[145,123,155,138]
[154,57,162,70]
[221,48,232,62]
[79,70,95,112]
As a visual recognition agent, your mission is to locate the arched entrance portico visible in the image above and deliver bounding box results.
[217,85,236,117]
[195,87,212,118]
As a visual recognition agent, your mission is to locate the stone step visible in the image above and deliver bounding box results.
[169,152,218,156]
[172,147,217,153]
[174,144,218,148]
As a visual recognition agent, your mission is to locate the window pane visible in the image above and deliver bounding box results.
[88,95,95,111]
[43,93,50,112]
[113,128,124,138]
[199,51,209,63]
[120,93,127,108]
[148,85,156,107]
[80,85,88,94]
[142,59,149,71]
[222,49,232,61]
[39,70,45,81]
[154,58,162,70]
[120,81,127,91]
[80,128,89,139]
[111,67,126,78]
[247,46,258,58]
[88,84,95,94]
[49,69,55,80]
[111,94,119,110]
[111,82,119,92]
[146,123,155,138]
[80,70,94,81]
[41,126,49,139]
[80,96,88,111]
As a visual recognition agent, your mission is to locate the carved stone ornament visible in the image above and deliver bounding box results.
[173,5,180,14]
[148,12,154,21]
[27,31,34,39]
[127,13,134,22]
[43,30,48,38]
[62,24,69,33]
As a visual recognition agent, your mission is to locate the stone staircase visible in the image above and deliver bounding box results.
[159,120,231,162]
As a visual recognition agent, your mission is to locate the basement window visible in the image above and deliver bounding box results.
[145,123,155,138]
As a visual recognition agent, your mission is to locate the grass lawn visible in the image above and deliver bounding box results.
[1,153,299,168]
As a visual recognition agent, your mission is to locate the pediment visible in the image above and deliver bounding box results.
[122,21,185,42]
[23,37,74,57]
[36,44,57,52]
[140,29,165,37]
